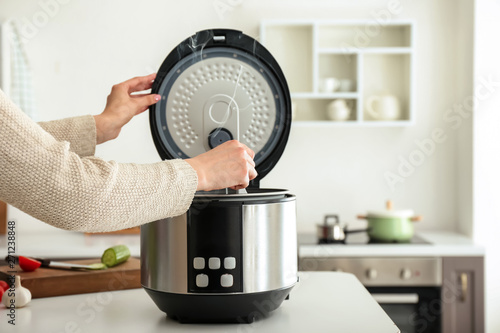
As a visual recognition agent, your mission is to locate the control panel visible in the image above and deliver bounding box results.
[187,203,243,293]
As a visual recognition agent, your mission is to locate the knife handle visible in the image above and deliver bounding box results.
[33,258,52,267]
[3,255,51,267]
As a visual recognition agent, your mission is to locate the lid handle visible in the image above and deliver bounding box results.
[213,35,226,43]
[386,200,393,211]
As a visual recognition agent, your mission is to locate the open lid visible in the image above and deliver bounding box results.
[149,29,292,187]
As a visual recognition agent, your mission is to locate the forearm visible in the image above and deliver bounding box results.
[2,142,197,232]
[38,115,97,157]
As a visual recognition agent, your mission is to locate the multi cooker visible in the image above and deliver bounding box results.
[141,29,297,323]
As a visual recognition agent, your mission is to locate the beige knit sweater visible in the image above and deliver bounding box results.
[0,89,198,232]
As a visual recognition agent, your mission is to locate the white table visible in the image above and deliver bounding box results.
[0,272,399,333]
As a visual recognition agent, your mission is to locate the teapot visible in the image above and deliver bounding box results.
[327,99,352,121]
[365,94,401,120]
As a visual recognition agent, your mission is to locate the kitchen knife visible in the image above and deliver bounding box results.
[35,258,107,270]
[6,256,107,270]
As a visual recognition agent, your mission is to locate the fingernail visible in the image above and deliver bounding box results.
[155,95,161,101]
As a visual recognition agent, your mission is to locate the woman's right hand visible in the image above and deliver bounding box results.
[186,140,257,191]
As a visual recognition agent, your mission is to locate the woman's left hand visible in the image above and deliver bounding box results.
[94,73,161,144]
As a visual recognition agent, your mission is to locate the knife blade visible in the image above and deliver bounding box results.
[5,256,107,270]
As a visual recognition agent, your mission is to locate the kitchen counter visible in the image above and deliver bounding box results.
[298,231,485,258]
[0,272,399,333]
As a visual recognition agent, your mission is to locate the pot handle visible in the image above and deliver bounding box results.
[358,214,422,221]
[411,215,423,222]
[324,215,339,225]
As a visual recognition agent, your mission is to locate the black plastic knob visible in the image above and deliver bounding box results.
[208,128,233,149]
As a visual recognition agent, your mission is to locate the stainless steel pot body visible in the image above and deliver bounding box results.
[141,191,297,296]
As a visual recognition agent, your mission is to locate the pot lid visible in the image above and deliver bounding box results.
[366,200,414,219]
[366,209,415,219]
[149,29,291,186]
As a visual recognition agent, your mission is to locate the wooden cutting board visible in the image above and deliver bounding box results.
[0,258,141,298]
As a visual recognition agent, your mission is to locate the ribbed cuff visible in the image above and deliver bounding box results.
[78,115,97,157]
[168,159,198,215]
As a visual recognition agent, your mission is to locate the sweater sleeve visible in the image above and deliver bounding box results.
[0,90,198,232]
[38,115,97,157]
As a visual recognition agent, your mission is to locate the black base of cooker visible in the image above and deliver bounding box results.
[144,285,294,324]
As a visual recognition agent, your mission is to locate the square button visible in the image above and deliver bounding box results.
[193,257,205,270]
[224,257,236,269]
[221,274,233,287]
[208,257,221,270]
[196,274,209,288]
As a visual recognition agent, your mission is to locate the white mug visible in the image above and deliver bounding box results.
[365,94,401,120]
[338,79,355,92]
[319,78,340,93]
[327,99,352,121]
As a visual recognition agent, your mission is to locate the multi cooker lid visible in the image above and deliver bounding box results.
[150,29,291,185]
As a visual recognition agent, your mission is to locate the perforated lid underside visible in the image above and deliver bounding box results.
[155,47,285,165]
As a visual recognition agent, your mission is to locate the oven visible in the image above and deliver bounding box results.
[299,257,443,333]
[368,286,441,333]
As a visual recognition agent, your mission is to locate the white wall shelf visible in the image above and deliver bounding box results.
[291,120,414,128]
[260,19,415,127]
[291,92,359,99]
[317,47,412,54]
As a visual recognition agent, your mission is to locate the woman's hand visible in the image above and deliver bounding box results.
[186,140,258,191]
[94,73,161,144]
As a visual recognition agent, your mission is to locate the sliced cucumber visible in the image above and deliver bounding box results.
[101,245,131,267]
[88,263,108,270]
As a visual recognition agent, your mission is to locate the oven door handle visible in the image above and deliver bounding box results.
[460,273,468,302]
[371,293,419,304]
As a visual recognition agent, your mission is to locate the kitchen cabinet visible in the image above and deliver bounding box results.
[442,256,484,333]
[259,20,415,126]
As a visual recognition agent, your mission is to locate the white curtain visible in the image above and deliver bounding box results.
[2,20,37,120]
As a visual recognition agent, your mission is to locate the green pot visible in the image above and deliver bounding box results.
[366,217,414,242]
[358,201,422,243]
